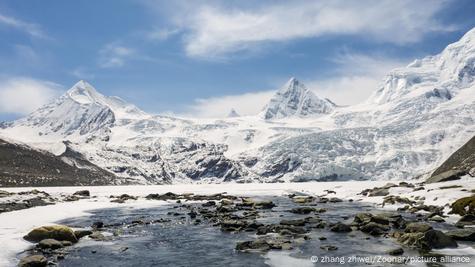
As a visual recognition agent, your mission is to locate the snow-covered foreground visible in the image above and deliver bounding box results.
[1,179,474,266]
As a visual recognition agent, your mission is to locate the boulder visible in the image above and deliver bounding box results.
[422,230,458,249]
[290,207,316,214]
[24,225,77,243]
[37,239,63,250]
[220,199,233,205]
[388,248,404,256]
[360,222,390,236]
[236,240,271,251]
[74,230,93,239]
[455,214,475,228]
[330,222,352,233]
[92,221,104,229]
[220,220,248,232]
[18,255,47,267]
[320,245,338,251]
[397,230,457,250]
[292,196,313,204]
[449,196,475,216]
[73,190,90,197]
[404,223,432,233]
[89,231,107,241]
[446,228,475,241]
[255,201,275,209]
[280,219,306,227]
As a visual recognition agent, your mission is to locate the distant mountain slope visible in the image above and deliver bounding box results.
[0,139,121,187]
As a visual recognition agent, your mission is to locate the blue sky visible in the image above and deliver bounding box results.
[0,0,475,120]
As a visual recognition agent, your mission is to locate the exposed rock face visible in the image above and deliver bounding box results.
[428,135,475,183]
[0,139,119,187]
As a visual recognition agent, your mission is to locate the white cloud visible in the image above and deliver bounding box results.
[167,0,454,58]
[99,43,136,68]
[307,52,408,105]
[184,52,407,117]
[0,13,46,38]
[0,77,62,115]
[182,90,274,118]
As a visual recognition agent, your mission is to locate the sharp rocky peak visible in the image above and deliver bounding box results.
[261,77,335,120]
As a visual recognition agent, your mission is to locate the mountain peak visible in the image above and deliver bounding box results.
[67,80,103,105]
[227,108,240,118]
[278,77,302,93]
[261,78,335,120]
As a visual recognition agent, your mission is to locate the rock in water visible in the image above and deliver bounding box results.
[18,255,47,267]
[330,222,352,233]
[455,214,475,228]
[398,230,457,250]
[74,230,93,239]
[24,225,78,243]
[446,228,475,241]
[388,248,404,256]
[404,223,432,233]
[37,239,64,249]
[236,240,271,251]
[422,230,458,249]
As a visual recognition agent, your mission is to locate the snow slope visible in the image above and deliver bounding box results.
[2,28,475,184]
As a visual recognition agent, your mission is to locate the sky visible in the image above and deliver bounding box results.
[1,0,475,120]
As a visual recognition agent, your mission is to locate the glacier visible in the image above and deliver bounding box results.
[2,28,475,184]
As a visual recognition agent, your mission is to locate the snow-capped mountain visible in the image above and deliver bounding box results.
[4,80,147,141]
[2,28,475,185]
[227,109,240,118]
[260,77,336,120]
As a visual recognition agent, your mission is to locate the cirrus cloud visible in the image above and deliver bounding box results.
[152,0,455,59]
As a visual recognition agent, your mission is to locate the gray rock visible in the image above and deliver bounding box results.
[426,169,464,183]
[74,230,93,239]
[397,230,457,250]
[446,228,475,241]
[404,223,432,233]
[360,222,390,236]
[18,255,47,267]
[73,190,90,197]
[320,245,338,251]
[388,247,404,256]
[37,238,63,249]
[330,222,352,233]
[236,240,271,251]
[455,214,475,228]
[290,207,316,214]
[24,225,78,243]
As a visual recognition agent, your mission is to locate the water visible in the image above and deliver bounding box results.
[19,195,475,266]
